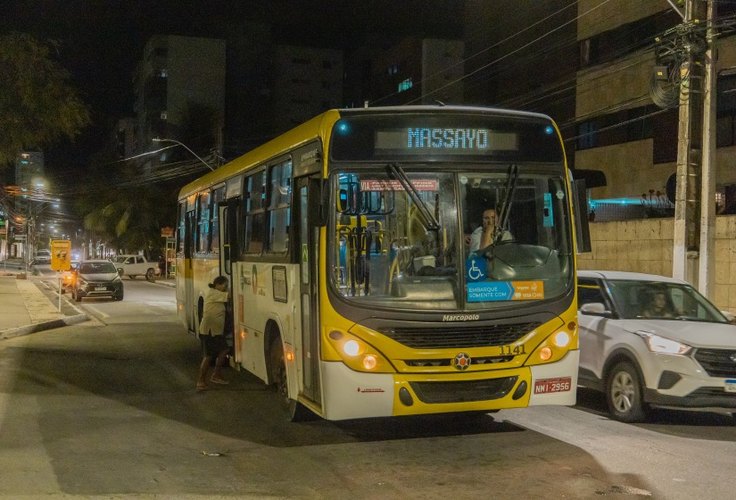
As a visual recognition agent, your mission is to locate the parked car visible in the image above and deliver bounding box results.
[113,254,159,281]
[60,260,80,293]
[577,270,736,423]
[33,249,51,265]
[72,259,124,302]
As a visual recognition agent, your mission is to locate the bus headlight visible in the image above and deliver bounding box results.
[554,331,570,347]
[327,330,395,373]
[343,339,360,356]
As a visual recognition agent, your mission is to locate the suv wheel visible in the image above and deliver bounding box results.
[606,361,648,423]
[73,289,82,302]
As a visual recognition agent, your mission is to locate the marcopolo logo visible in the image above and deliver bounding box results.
[442,314,480,322]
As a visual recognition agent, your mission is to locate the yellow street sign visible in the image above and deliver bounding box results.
[50,239,72,271]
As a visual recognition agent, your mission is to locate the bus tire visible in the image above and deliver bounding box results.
[269,337,313,422]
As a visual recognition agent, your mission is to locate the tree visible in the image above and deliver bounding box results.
[0,32,90,166]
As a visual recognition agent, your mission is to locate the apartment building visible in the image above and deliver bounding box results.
[344,36,464,108]
[575,0,736,215]
[133,35,226,153]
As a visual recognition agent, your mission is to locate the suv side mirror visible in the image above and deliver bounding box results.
[117,268,124,276]
[580,302,613,318]
[721,310,736,324]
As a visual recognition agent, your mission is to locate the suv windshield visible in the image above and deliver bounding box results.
[606,280,727,322]
[329,165,573,311]
[79,262,117,274]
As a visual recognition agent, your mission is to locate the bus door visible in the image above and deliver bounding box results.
[218,199,239,349]
[296,175,322,405]
[185,208,197,333]
[218,199,239,278]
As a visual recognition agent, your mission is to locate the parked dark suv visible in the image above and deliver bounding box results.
[72,259,124,302]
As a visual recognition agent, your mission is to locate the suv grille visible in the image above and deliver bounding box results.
[381,322,541,349]
[410,376,518,403]
[694,349,736,378]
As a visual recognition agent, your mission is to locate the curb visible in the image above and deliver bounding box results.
[0,313,89,340]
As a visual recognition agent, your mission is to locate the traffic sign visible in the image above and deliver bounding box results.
[50,239,72,271]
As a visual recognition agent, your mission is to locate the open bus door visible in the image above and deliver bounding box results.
[295,175,323,407]
[218,200,239,278]
[218,199,239,350]
[184,208,197,333]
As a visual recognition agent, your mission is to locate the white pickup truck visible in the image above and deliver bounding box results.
[113,255,160,281]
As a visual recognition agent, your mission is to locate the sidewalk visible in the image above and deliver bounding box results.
[0,273,88,340]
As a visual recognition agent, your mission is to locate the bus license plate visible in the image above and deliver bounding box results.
[534,376,572,394]
[725,379,736,393]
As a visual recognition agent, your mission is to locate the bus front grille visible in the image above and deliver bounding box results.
[381,322,541,349]
[404,355,514,367]
[409,376,518,403]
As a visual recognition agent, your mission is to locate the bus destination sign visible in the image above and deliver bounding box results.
[375,127,518,155]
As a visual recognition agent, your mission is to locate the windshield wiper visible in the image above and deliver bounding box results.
[387,163,440,231]
[495,164,519,244]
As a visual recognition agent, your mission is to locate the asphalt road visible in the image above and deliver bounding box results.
[0,277,734,498]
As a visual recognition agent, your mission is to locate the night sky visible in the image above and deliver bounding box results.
[3,0,464,176]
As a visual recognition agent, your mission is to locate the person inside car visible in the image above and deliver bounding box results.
[642,290,676,318]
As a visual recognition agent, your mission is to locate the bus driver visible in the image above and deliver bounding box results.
[468,208,512,252]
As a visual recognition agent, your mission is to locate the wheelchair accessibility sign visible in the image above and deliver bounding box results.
[465,257,486,282]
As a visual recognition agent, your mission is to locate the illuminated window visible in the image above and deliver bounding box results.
[397,78,413,93]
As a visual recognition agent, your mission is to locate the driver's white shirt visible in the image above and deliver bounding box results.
[469,226,512,252]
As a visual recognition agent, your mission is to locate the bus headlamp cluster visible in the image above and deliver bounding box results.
[533,325,575,363]
[327,330,394,373]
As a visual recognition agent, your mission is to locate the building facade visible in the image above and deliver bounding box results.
[270,44,344,133]
[344,37,464,108]
[574,0,736,214]
[133,35,227,156]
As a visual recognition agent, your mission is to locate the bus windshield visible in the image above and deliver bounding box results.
[330,164,573,311]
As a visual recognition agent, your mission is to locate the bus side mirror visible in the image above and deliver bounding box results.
[572,179,592,253]
[309,178,327,226]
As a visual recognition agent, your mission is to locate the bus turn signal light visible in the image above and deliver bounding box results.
[539,347,553,361]
[362,354,378,370]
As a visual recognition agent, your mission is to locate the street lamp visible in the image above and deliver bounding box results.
[151,138,215,171]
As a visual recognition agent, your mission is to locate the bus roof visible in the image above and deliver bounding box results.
[177,105,557,198]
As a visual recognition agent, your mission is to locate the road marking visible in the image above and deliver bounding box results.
[85,304,110,319]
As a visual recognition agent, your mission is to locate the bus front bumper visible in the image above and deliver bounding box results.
[320,350,579,420]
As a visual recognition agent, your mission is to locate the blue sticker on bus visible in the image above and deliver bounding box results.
[467,281,515,302]
[543,192,553,227]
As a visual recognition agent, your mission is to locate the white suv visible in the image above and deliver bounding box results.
[577,270,736,422]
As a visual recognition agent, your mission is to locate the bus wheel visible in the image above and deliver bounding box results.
[269,338,313,422]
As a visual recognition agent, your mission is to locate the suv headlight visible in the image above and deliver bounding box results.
[637,331,691,355]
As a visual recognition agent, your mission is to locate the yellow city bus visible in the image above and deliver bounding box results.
[176,105,589,421]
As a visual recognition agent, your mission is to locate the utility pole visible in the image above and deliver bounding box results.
[672,0,708,284]
[699,0,717,297]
